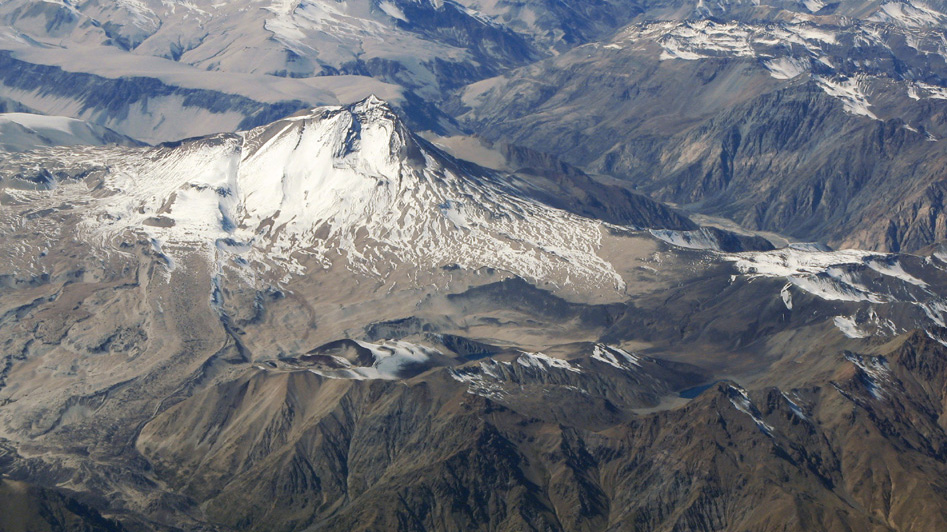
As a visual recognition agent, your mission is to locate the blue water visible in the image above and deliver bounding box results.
[678,381,720,399]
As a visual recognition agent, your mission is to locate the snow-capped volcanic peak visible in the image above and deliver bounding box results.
[237,96,425,243]
[78,96,623,292]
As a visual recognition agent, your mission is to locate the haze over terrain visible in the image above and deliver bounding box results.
[3,1,947,531]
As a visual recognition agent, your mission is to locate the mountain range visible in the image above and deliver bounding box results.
[3,97,947,530]
[3,1,947,531]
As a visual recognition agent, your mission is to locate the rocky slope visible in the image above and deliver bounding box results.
[133,329,947,532]
[0,477,124,532]
[458,0,947,252]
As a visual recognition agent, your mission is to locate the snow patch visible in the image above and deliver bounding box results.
[815,76,878,119]
[765,57,809,80]
[591,344,641,369]
[834,315,869,339]
[311,340,439,380]
[780,283,793,310]
[516,351,582,373]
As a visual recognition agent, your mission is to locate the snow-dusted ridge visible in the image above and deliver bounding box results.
[608,10,947,121]
[724,247,931,304]
[0,112,137,152]
[517,351,582,373]
[640,234,947,337]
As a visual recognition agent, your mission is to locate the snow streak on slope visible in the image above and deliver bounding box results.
[843,352,892,399]
[592,344,641,369]
[727,385,774,436]
[61,97,624,293]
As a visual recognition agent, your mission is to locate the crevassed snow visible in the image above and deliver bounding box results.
[624,19,838,63]
[449,365,509,400]
[723,247,929,302]
[789,272,885,303]
[723,246,947,332]
[725,247,875,278]
[650,229,947,329]
[353,340,437,378]
[655,21,755,60]
[726,247,928,297]
[614,19,947,121]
